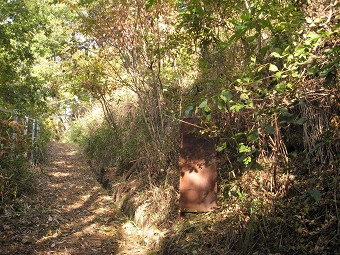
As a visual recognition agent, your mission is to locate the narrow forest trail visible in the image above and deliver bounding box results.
[0,142,136,255]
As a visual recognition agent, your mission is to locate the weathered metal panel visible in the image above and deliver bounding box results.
[179,117,217,212]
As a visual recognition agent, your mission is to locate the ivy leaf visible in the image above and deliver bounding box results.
[282,45,291,55]
[269,63,279,72]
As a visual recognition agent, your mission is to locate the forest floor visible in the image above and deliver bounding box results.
[0,142,143,255]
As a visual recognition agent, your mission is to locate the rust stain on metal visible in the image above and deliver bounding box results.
[179,117,217,212]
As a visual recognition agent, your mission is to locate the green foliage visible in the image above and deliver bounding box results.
[0,112,35,204]
[66,104,146,174]
[0,0,80,116]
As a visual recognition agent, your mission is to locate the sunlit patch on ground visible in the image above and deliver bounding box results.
[53,160,66,165]
[49,183,63,188]
[64,195,89,211]
[49,171,72,178]
[65,150,77,156]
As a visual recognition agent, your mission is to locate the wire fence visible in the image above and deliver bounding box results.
[0,106,42,163]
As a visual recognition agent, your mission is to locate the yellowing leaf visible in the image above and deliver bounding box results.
[269,64,279,72]
[270,52,281,58]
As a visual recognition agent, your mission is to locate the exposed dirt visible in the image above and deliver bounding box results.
[0,142,125,255]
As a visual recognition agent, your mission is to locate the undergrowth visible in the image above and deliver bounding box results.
[67,92,339,254]
[0,113,51,210]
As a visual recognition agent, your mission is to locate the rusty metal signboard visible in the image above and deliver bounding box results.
[179,117,217,212]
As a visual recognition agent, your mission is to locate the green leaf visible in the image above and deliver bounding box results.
[243,156,252,165]
[221,90,232,101]
[198,99,207,108]
[282,46,291,55]
[184,106,194,116]
[231,190,243,199]
[230,104,244,112]
[306,32,322,41]
[279,108,294,123]
[195,5,205,16]
[298,99,306,107]
[232,132,246,140]
[260,45,270,56]
[203,110,211,120]
[246,35,257,43]
[294,46,306,57]
[219,91,232,111]
[240,93,248,101]
[275,82,287,92]
[331,23,340,32]
[264,125,275,135]
[247,129,259,142]
[218,98,225,110]
[294,117,305,125]
[260,20,272,29]
[145,0,155,10]
[202,104,211,120]
[216,142,226,152]
[226,101,231,112]
[270,52,281,58]
[241,11,250,21]
[292,71,300,78]
[269,64,279,72]
[239,143,251,153]
[275,71,282,79]
[309,189,321,202]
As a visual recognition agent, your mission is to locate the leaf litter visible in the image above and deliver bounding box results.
[0,142,123,255]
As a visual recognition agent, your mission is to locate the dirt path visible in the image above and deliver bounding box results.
[0,142,123,255]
